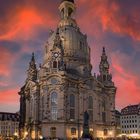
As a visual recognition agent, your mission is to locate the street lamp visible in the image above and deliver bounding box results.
[14,132,18,137]
[39,135,43,139]
[24,131,28,138]
[14,132,18,140]
[109,131,113,137]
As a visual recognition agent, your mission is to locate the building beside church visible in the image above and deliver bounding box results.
[0,112,19,139]
[19,0,117,139]
[120,104,140,139]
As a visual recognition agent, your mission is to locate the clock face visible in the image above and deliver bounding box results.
[53,52,59,58]
[51,78,58,85]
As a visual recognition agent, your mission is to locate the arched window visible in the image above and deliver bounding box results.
[104,129,108,136]
[53,61,57,68]
[51,92,58,120]
[80,41,82,50]
[102,100,105,111]
[88,96,93,109]
[88,96,93,122]
[103,75,106,81]
[70,94,75,107]
[71,128,76,135]
[50,127,56,138]
[70,94,75,120]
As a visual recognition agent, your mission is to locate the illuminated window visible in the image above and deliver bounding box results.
[50,127,56,138]
[51,92,58,120]
[71,128,76,135]
[104,129,108,136]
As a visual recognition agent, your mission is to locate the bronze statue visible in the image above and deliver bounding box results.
[81,111,93,140]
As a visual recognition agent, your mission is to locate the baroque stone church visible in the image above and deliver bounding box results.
[19,0,117,139]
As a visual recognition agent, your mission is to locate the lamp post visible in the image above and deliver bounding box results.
[13,132,18,140]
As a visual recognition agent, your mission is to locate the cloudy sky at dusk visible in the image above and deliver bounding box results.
[0,0,140,112]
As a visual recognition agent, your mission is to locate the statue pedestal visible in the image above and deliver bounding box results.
[81,126,93,140]
[81,111,93,140]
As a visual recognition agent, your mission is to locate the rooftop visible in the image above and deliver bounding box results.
[0,112,19,121]
[121,104,140,115]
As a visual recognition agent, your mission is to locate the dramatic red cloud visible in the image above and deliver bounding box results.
[0,47,13,76]
[0,88,19,103]
[0,88,19,112]
[111,53,140,109]
[0,9,43,40]
[98,2,140,41]
[0,8,57,41]
[77,0,140,42]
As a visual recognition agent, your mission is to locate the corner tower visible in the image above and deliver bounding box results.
[98,47,114,86]
[26,53,37,82]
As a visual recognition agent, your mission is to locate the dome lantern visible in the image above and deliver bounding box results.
[59,0,77,27]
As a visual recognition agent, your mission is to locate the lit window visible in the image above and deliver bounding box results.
[50,127,56,138]
[71,128,76,135]
[104,129,108,136]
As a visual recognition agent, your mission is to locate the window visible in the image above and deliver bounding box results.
[70,94,75,107]
[70,109,75,120]
[51,92,58,120]
[103,75,106,81]
[50,127,56,138]
[88,96,93,122]
[53,61,57,68]
[80,41,82,50]
[71,128,76,135]
[102,112,106,123]
[102,100,105,111]
[104,129,108,136]
[70,94,75,120]
[58,61,61,68]
[88,96,93,109]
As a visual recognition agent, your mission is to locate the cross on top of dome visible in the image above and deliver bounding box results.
[61,0,74,3]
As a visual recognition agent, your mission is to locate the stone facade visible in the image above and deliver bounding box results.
[19,0,117,139]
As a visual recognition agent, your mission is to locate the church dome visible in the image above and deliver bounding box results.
[46,26,90,64]
[43,0,92,76]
